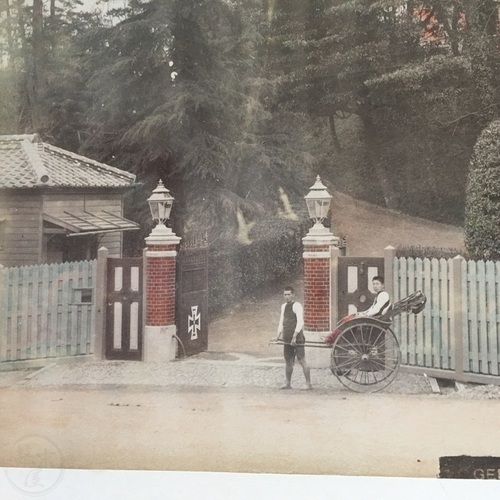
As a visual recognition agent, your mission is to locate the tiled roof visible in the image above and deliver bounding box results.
[0,134,136,189]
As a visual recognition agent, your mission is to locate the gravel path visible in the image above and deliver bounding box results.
[3,351,499,399]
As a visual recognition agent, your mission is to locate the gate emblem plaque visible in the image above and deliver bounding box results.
[188,305,201,340]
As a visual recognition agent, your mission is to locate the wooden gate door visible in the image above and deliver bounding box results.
[176,236,208,356]
[337,257,384,319]
[106,257,143,360]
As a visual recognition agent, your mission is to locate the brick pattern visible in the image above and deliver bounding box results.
[146,244,177,326]
[303,244,331,332]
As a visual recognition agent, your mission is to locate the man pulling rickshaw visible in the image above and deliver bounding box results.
[270,277,426,393]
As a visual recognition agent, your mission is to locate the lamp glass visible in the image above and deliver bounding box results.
[306,198,330,222]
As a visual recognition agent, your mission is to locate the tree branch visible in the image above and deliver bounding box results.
[440,102,500,128]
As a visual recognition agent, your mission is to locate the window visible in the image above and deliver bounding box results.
[72,287,94,304]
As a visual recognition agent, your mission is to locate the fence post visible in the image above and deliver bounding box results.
[330,245,340,330]
[94,247,109,360]
[384,246,396,299]
[142,246,147,359]
[0,264,4,361]
[450,255,465,381]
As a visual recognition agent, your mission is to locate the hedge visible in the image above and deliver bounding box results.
[465,120,500,260]
[208,215,310,313]
[396,245,469,260]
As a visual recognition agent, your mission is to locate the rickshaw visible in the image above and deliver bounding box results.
[270,291,426,393]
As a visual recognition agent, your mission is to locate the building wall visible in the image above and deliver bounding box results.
[0,192,43,267]
[0,190,129,267]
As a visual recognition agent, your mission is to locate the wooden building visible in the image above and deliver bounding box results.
[0,134,139,267]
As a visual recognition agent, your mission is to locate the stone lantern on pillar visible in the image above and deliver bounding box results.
[302,176,339,367]
[304,176,334,236]
[144,180,181,362]
[146,180,176,241]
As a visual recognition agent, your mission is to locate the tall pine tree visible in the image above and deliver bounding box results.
[81,0,313,238]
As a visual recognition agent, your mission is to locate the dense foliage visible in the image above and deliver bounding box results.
[265,0,500,223]
[465,120,500,260]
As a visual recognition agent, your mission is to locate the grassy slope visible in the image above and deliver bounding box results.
[331,190,464,257]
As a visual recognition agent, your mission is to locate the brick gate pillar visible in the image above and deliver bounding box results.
[143,223,181,362]
[303,227,339,367]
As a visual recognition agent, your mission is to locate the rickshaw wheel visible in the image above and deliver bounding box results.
[331,319,400,393]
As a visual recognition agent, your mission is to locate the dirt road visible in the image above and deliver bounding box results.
[1,385,498,479]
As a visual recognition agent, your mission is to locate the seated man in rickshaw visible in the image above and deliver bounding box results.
[324,275,392,345]
[356,275,392,319]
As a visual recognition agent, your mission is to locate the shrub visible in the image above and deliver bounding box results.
[465,120,500,260]
[396,245,469,260]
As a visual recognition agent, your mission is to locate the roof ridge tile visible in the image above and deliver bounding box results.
[21,139,51,185]
[0,134,40,142]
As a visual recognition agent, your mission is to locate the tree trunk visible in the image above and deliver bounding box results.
[16,0,27,54]
[328,114,342,152]
[439,4,462,56]
[16,0,37,128]
[3,0,15,67]
[32,0,46,95]
[360,112,400,210]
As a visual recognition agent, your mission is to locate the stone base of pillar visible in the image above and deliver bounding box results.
[304,331,331,369]
[143,325,177,362]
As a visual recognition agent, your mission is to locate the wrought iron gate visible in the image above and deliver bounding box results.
[176,234,208,356]
[337,257,384,319]
[106,257,143,360]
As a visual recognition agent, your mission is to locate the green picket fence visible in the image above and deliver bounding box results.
[392,256,500,384]
[0,260,97,362]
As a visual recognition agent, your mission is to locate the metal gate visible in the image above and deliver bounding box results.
[106,257,143,360]
[176,234,208,356]
[338,257,384,319]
